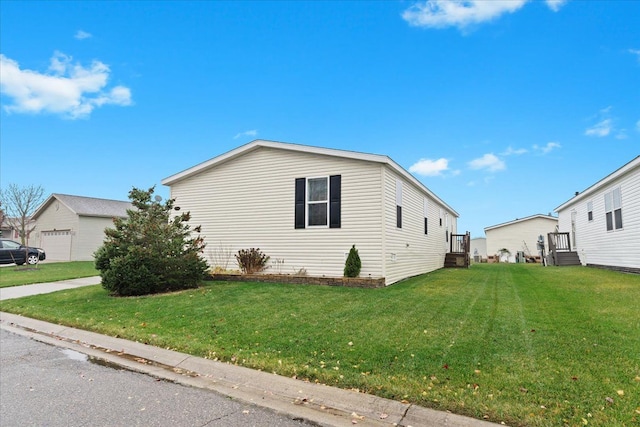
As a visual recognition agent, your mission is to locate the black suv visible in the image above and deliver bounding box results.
[0,239,46,265]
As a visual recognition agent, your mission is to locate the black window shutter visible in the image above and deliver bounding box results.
[396,205,402,229]
[424,217,428,235]
[329,175,341,228]
[295,178,306,229]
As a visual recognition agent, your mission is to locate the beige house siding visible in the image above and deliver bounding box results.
[485,216,558,262]
[34,202,79,261]
[76,216,115,261]
[381,169,453,284]
[170,146,386,280]
[166,141,460,285]
[556,157,639,269]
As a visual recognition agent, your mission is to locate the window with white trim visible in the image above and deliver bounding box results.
[604,187,623,231]
[396,180,403,229]
[307,177,329,227]
[423,198,428,235]
[295,175,341,229]
[587,200,593,222]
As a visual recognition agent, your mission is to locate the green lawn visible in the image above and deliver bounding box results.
[1,264,638,426]
[0,261,98,288]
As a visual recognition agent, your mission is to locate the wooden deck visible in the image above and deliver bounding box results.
[445,232,470,268]
[547,232,581,266]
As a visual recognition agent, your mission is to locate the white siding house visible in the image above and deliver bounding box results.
[485,214,558,262]
[555,156,640,272]
[470,237,487,262]
[162,140,460,285]
[31,194,132,262]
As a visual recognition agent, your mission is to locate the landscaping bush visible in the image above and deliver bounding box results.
[344,244,361,277]
[235,248,270,274]
[95,187,208,296]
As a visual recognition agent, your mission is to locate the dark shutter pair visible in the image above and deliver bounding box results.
[295,175,341,229]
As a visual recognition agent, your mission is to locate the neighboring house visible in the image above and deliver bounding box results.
[470,237,487,262]
[555,156,640,273]
[484,214,558,263]
[31,194,132,262]
[162,139,461,285]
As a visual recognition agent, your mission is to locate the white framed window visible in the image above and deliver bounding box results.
[587,200,593,222]
[396,180,403,229]
[604,187,623,231]
[423,198,429,235]
[307,177,329,227]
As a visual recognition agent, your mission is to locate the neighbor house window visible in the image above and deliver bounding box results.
[587,201,593,222]
[604,187,622,231]
[396,180,403,229]
[295,175,341,229]
[423,198,429,235]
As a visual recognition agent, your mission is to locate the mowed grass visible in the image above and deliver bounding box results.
[1,264,638,426]
[0,261,98,288]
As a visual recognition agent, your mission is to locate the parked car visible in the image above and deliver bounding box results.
[0,239,46,265]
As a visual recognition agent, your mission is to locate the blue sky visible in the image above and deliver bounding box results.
[1,0,638,238]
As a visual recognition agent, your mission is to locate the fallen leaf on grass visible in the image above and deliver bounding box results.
[605,397,614,404]
[617,390,624,396]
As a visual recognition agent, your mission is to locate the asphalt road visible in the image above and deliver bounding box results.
[0,329,313,427]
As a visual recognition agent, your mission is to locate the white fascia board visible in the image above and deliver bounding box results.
[484,214,558,232]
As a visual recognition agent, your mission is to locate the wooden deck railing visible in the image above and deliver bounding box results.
[450,232,470,254]
[547,232,571,253]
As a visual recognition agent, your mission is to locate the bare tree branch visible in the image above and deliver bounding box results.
[0,184,46,245]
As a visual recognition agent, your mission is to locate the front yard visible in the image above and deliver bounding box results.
[1,264,638,426]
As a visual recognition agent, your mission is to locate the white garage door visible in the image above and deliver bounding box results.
[41,230,72,261]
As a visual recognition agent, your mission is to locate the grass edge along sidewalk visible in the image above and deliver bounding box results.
[0,261,98,288]
[1,264,639,427]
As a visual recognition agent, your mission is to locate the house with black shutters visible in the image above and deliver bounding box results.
[162,139,460,285]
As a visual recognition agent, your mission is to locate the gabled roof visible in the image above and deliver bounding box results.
[32,194,132,219]
[484,214,558,232]
[555,155,640,212]
[162,139,459,216]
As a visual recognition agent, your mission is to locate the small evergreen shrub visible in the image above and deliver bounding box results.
[344,245,361,278]
[236,248,270,274]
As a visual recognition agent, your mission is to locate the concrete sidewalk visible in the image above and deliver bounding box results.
[0,276,102,300]
[0,280,502,427]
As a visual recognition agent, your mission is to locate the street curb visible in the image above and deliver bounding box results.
[0,311,503,427]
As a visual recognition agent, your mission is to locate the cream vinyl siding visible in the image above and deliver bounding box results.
[76,216,115,261]
[557,161,639,269]
[34,202,78,261]
[485,217,558,262]
[382,169,450,284]
[170,147,385,280]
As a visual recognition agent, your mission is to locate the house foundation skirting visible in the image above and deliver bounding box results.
[207,273,386,288]
[586,264,640,275]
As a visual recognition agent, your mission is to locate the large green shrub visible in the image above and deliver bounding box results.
[344,245,361,278]
[95,187,208,296]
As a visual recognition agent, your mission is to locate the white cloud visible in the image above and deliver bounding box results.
[74,30,92,40]
[233,129,258,139]
[402,0,527,29]
[468,153,505,172]
[585,119,612,137]
[545,0,568,12]
[0,52,131,119]
[636,120,640,132]
[533,142,561,154]
[409,158,450,176]
[501,146,528,156]
[629,49,640,63]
